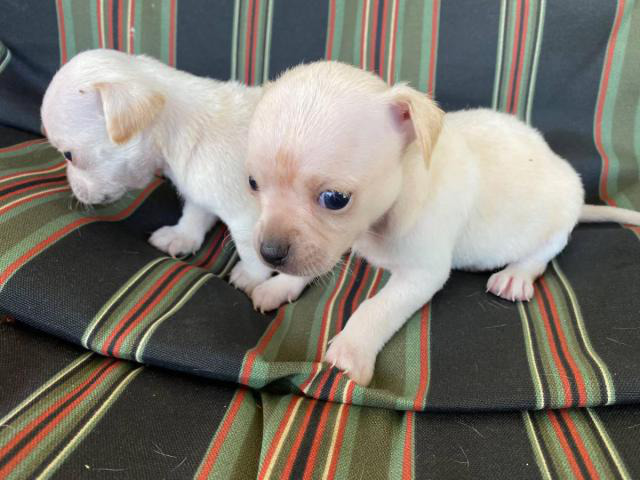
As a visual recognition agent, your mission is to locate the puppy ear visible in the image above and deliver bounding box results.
[92,82,165,145]
[388,84,444,168]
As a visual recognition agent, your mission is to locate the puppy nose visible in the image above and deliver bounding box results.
[260,240,290,267]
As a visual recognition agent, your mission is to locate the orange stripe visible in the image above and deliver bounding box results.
[378,0,389,78]
[168,0,177,66]
[112,265,194,356]
[546,410,585,480]
[0,170,65,195]
[0,139,47,154]
[128,0,136,53]
[325,381,355,480]
[368,0,379,73]
[595,0,626,204]
[196,389,248,479]
[56,0,67,64]
[0,186,70,217]
[244,0,254,85]
[427,0,440,94]
[387,0,400,84]
[559,410,600,479]
[505,0,522,113]
[533,283,573,405]
[401,411,414,480]
[0,179,160,288]
[257,396,301,480]
[97,0,104,48]
[107,0,114,48]
[540,278,587,406]
[240,308,286,384]
[352,264,371,306]
[0,162,64,183]
[315,259,350,362]
[0,179,67,204]
[250,0,261,85]
[326,0,336,58]
[118,0,124,51]
[412,306,429,410]
[0,360,118,477]
[510,0,530,114]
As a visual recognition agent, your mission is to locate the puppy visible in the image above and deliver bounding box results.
[41,48,279,293]
[246,60,640,385]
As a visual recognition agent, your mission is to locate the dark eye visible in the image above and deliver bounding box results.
[63,151,73,162]
[318,190,351,210]
[248,176,258,191]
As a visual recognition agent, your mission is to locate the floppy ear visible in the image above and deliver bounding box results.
[93,82,165,145]
[388,84,444,168]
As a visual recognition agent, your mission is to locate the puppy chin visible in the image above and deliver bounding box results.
[271,255,340,278]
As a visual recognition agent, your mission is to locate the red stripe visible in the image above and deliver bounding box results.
[118,0,124,51]
[196,389,248,480]
[97,0,104,48]
[533,283,573,405]
[368,0,379,73]
[128,0,136,53]
[107,0,114,48]
[198,227,226,269]
[595,0,626,204]
[401,411,414,480]
[314,258,350,362]
[0,179,160,288]
[559,410,600,479]
[240,308,286,384]
[257,396,301,480]
[0,162,64,183]
[352,264,371,307]
[326,383,355,480]
[326,0,336,58]
[510,0,530,114]
[378,0,389,78]
[540,278,587,406]
[0,180,67,205]
[244,0,254,85]
[250,0,261,85]
[505,0,522,113]
[56,0,67,64]
[112,265,194,356]
[412,305,430,410]
[0,186,70,216]
[359,0,369,68]
[427,0,440,94]
[0,360,118,477]
[299,362,321,393]
[0,139,47,154]
[0,170,65,196]
[168,0,177,66]
[546,410,585,480]
[387,0,400,84]
[368,269,384,298]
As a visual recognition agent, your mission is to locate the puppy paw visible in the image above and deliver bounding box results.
[324,331,376,386]
[229,261,268,295]
[251,274,307,313]
[149,225,203,257]
[486,270,535,302]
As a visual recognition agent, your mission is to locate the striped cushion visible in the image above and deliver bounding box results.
[1,1,640,478]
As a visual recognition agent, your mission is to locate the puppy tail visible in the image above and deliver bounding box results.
[580,204,640,225]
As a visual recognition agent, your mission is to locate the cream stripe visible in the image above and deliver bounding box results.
[301,365,322,395]
[127,0,134,53]
[134,273,213,361]
[319,254,354,358]
[361,0,371,69]
[552,259,615,404]
[525,0,546,125]
[99,0,106,48]
[262,0,274,84]
[231,0,241,80]
[492,0,507,109]
[386,0,398,83]
[263,396,304,480]
[0,163,65,185]
[586,408,632,480]
[0,48,11,74]
[0,186,69,216]
[0,353,93,426]
[523,411,553,480]
[35,367,143,480]
[81,257,168,348]
[519,302,545,409]
[321,403,347,480]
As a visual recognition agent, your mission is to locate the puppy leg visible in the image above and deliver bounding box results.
[486,233,569,302]
[149,201,217,257]
[251,274,313,312]
[229,238,273,296]
[325,268,450,386]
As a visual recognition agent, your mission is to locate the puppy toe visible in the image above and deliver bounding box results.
[487,270,535,302]
[324,332,375,386]
[251,275,307,313]
[229,261,266,295]
[149,226,201,257]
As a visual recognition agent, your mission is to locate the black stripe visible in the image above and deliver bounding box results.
[0,359,117,469]
[553,410,593,480]
[85,257,171,348]
[105,264,191,354]
[0,174,65,198]
[342,261,367,322]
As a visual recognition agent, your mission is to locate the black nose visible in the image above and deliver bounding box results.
[260,240,290,267]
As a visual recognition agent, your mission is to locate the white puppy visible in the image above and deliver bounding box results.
[41,48,276,293]
[246,61,640,385]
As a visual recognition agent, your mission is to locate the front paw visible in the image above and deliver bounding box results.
[324,330,376,386]
[229,261,269,295]
[251,274,306,313]
[149,225,203,257]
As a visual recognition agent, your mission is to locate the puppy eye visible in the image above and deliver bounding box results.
[63,151,73,162]
[318,190,351,210]
[248,176,258,191]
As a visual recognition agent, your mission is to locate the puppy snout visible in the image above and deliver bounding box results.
[260,239,290,267]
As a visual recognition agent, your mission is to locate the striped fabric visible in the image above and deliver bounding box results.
[2,0,640,478]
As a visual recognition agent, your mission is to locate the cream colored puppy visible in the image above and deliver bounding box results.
[246,60,640,385]
[41,48,274,292]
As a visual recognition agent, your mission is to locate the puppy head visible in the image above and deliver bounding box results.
[41,50,165,205]
[247,61,443,276]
